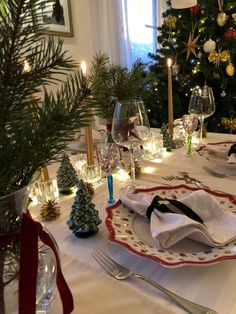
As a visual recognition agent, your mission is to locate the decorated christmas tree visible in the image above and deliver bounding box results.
[57,152,78,194]
[67,179,102,238]
[144,0,236,133]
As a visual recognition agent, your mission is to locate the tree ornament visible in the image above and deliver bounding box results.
[208,50,230,66]
[217,11,228,26]
[67,179,102,238]
[221,117,236,133]
[224,28,236,40]
[226,62,235,76]
[40,199,61,221]
[57,152,78,194]
[203,39,216,53]
[172,63,180,76]
[190,4,201,16]
[171,0,197,9]
[183,30,200,60]
[232,13,236,23]
[164,16,177,29]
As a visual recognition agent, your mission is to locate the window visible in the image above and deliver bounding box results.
[126,0,157,64]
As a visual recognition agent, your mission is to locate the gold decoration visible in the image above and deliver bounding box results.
[232,13,236,23]
[217,11,228,27]
[40,199,61,221]
[164,16,177,29]
[183,31,200,61]
[226,62,235,76]
[208,50,230,65]
[221,117,236,133]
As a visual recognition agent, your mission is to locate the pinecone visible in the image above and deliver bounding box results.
[40,199,61,221]
[128,160,142,178]
[84,182,95,197]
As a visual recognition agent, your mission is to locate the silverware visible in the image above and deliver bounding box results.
[202,166,226,178]
[92,249,217,314]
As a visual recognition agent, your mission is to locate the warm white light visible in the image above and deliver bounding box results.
[143,166,156,174]
[81,60,87,76]
[23,60,31,73]
[167,58,172,68]
[116,169,130,181]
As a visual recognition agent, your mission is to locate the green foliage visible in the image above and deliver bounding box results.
[89,52,148,123]
[67,179,101,238]
[57,152,78,194]
[0,0,105,194]
[145,0,236,133]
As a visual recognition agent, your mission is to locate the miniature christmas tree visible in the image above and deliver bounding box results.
[84,182,95,198]
[67,179,102,238]
[57,152,78,194]
[40,200,61,221]
[161,123,173,152]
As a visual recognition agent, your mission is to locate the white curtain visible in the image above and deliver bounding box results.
[90,0,132,68]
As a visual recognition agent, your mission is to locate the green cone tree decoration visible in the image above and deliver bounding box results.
[57,152,78,194]
[161,123,173,152]
[67,179,102,238]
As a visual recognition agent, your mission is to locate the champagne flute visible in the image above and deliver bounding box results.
[182,114,198,156]
[111,99,150,190]
[188,85,215,143]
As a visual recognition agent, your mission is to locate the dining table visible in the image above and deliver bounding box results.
[29,131,236,314]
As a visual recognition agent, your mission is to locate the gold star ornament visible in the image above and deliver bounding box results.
[184,31,200,61]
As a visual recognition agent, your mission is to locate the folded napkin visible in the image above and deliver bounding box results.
[120,190,236,249]
[206,143,236,164]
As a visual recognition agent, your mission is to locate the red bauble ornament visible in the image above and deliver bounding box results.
[190,4,201,16]
[224,28,236,40]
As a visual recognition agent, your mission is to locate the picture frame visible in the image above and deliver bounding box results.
[39,0,73,37]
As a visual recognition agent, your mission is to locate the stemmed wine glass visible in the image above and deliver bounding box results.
[182,114,199,156]
[96,143,120,204]
[188,85,216,143]
[111,99,150,190]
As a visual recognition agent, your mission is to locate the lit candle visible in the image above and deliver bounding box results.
[167,58,174,138]
[81,60,95,166]
[81,60,87,76]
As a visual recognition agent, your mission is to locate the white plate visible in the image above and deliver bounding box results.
[197,141,236,174]
[105,185,236,267]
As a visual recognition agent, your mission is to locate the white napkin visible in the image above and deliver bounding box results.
[120,190,236,249]
[206,143,236,164]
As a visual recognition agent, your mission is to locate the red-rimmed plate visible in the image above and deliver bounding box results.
[105,185,236,267]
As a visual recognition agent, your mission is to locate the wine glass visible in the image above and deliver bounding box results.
[96,143,120,204]
[188,85,216,143]
[111,99,150,190]
[182,114,198,156]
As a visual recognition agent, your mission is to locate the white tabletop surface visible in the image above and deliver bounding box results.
[30,132,236,314]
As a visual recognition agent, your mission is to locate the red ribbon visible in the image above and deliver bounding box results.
[1,213,74,314]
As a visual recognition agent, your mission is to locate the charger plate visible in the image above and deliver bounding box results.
[105,185,236,267]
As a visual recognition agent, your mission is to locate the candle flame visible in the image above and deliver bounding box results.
[167,58,172,68]
[81,60,87,76]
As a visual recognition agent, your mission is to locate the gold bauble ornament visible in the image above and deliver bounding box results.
[164,16,177,29]
[217,11,228,27]
[226,63,235,76]
[232,13,236,23]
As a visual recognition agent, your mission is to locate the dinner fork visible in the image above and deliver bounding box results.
[92,249,217,314]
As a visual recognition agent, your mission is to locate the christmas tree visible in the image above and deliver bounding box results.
[144,0,236,133]
[67,179,102,238]
[57,152,78,194]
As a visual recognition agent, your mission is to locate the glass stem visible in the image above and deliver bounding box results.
[107,175,115,204]
[199,117,204,143]
[130,147,136,188]
[187,135,193,156]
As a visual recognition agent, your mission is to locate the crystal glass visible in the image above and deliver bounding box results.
[96,143,120,204]
[142,132,163,160]
[111,100,150,190]
[182,114,198,156]
[188,85,215,143]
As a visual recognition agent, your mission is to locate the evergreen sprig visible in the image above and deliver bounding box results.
[0,0,105,194]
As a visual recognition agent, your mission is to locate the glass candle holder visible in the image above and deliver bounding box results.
[142,132,163,160]
[30,179,59,205]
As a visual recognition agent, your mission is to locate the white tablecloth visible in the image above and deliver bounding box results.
[30,132,236,314]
